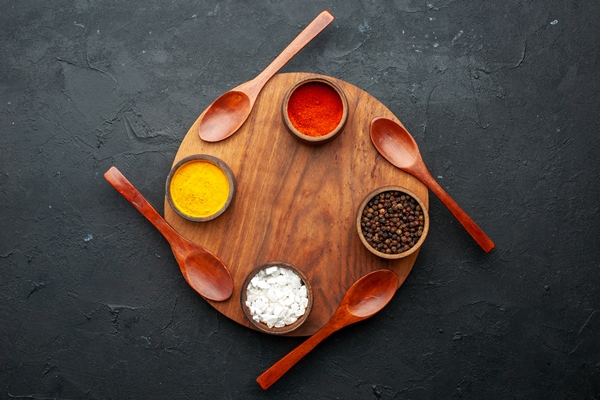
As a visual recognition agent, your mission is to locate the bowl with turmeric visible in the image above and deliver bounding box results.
[282,76,348,145]
[166,154,235,222]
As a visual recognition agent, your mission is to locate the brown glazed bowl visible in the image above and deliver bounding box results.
[282,76,348,145]
[241,261,313,335]
[165,154,235,222]
[356,186,429,260]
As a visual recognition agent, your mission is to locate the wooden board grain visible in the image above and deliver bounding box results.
[164,72,428,336]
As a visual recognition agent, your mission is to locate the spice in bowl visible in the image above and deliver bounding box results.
[166,154,235,222]
[282,76,348,145]
[241,262,313,334]
[357,186,429,259]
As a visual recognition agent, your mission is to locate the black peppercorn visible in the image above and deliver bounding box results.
[360,190,426,255]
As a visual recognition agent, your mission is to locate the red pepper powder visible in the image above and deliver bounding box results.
[287,82,343,137]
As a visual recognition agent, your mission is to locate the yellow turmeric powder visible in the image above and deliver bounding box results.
[169,160,230,219]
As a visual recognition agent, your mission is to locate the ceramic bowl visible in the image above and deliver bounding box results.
[165,154,235,222]
[241,261,313,335]
[282,76,348,145]
[356,186,429,259]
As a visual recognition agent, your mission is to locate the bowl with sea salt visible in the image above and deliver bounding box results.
[241,262,313,335]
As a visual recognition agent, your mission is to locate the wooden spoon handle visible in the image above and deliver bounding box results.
[417,166,495,252]
[104,166,176,240]
[256,324,336,390]
[247,10,334,96]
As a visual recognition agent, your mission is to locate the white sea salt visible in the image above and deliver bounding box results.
[245,265,309,328]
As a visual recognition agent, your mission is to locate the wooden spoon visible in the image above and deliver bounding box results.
[198,10,334,142]
[370,117,495,252]
[104,166,233,302]
[256,269,399,390]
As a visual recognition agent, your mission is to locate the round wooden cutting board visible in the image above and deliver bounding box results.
[164,72,428,336]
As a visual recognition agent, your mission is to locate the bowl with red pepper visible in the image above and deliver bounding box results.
[282,76,348,145]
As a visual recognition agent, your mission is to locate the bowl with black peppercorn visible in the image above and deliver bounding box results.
[356,186,429,259]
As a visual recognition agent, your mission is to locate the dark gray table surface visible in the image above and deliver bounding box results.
[2,1,599,399]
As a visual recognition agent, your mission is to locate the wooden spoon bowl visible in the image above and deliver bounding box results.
[256,269,399,390]
[198,11,334,142]
[370,117,494,252]
[104,167,233,302]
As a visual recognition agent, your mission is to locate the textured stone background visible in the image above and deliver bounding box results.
[1,1,599,398]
